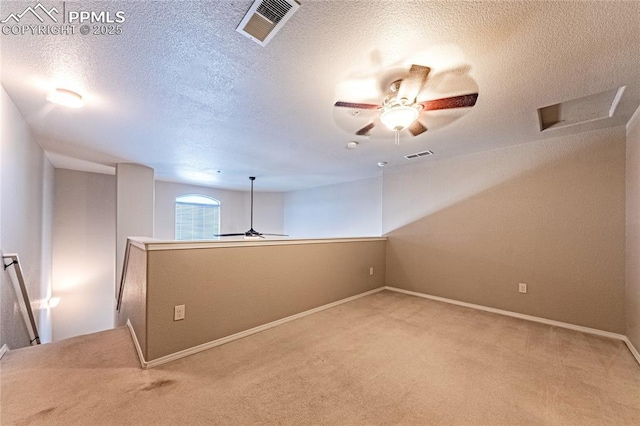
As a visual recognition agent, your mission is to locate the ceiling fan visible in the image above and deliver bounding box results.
[334,64,478,144]
[214,177,288,239]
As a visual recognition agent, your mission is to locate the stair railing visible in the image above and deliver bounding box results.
[3,254,41,345]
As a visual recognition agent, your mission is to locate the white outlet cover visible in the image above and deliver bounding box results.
[174,305,185,321]
[519,283,527,294]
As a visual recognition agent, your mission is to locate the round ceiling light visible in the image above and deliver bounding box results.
[346,141,359,149]
[46,88,84,108]
[380,105,419,131]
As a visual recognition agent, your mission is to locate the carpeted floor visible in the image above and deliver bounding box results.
[2,291,639,425]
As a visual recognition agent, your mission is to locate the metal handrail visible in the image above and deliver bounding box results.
[116,240,131,312]
[3,254,40,345]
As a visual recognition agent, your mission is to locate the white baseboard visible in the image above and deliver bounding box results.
[384,286,627,342]
[388,286,639,367]
[129,287,387,369]
[623,337,640,365]
[123,286,640,369]
[126,320,148,369]
[0,344,9,360]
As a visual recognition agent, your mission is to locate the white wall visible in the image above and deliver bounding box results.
[1,86,54,348]
[155,181,284,239]
[116,163,155,292]
[627,108,640,350]
[1,90,3,349]
[46,176,284,342]
[283,176,383,238]
[52,169,116,341]
[39,155,54,343]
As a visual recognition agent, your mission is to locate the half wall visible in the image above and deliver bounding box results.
[117,237,386,365]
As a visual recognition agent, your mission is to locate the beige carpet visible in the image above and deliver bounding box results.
[2,291,639,425]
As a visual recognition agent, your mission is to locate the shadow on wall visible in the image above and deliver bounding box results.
[384,130,626,333]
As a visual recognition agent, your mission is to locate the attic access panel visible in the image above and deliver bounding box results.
[236,0,300,46]
[538,86,626,131]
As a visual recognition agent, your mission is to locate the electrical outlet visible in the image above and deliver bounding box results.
[174,305,185,321]
[519,283,527,294]
[369,267,374,276]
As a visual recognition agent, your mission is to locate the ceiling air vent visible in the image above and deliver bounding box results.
[236,0,300,46]
[404,150,434,160]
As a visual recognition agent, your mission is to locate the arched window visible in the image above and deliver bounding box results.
[175,195,220,240]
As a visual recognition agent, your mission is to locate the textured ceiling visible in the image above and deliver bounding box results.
[1,0,639,191]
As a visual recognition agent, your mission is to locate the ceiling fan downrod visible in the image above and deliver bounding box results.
[249,176,255,231]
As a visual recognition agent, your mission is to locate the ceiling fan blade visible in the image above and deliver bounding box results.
[334,101,380,110]
[259,233,289,236]
[356,122,375,136]
[214,233,246,237]
[421,93,478,111]
[398,65,431,102]
[408,121,428,136]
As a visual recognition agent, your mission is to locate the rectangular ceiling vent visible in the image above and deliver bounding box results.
[404,150,434,160]
[236,0,300,46]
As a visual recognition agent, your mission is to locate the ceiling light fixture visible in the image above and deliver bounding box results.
[377,162,387,167]
[346,141,359,149]
[380,98,421,146]
[46,88,84,108]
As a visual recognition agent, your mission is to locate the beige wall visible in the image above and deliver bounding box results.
[120,239,386,361]
[384,126,626,333]
[627,109,640,349]
[1,87,54,347]
[155,181,284,240]
[52,169,116,340]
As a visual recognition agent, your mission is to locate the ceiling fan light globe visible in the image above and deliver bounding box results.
[380,105,419,131]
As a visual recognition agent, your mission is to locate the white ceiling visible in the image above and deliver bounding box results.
[1,0,639,191]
